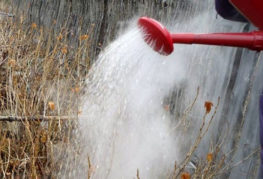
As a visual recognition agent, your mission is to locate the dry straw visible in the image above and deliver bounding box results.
[0,2,91,177]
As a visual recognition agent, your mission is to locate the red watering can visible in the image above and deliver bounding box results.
[138,0,263,55]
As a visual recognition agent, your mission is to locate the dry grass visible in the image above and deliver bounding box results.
[0,4,91,177]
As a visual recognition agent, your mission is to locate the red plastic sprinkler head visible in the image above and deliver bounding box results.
[138,16,263,56]
[138,17,174,55]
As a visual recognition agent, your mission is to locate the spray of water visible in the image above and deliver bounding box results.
[79,23,186,178]
[79,9,244,178]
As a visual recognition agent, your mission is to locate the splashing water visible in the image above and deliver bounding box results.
[79,5,260,178]
[80,24,186,178]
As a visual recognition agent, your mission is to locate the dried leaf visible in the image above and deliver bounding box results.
[61,46,68,54]
[72,86,80,93]
[207,153,213,163]
[204,101,213,114]
[181,172,191,179]
[41,132,47,143]
[48,101,55,111]
[31,23,37,29]
[57,34,63,41]
[8,59,16,67]
[74,87,80,93]
[80,34,89,41]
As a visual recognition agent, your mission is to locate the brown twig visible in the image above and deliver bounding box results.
[0,116,77,122]
[175,97,220,178]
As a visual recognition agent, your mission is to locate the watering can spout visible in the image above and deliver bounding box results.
[171,31,263,51]
[138,16,263,55]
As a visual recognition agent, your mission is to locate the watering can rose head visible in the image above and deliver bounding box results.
[138,17,174,55]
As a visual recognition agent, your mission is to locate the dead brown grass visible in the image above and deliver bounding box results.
[0,4,91,177]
